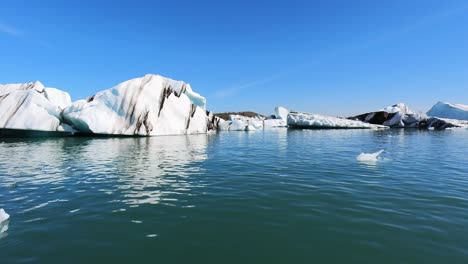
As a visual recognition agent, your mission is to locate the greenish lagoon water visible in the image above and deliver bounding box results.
[1,129,468,263]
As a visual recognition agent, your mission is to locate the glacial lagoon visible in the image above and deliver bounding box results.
[1,129,468,263]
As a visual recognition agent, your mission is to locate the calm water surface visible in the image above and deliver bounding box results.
[1,129,468,263]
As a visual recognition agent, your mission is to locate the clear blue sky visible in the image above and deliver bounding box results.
[1,0,468,116]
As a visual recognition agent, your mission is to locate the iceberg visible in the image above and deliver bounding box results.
[352,103,467,129]
[288,112,387,129]
[229,114,264,129]
[62,74,213,136]
[356,150,384,163]
[229,119,249,131]
[351,103,425,128]
[265,106,289,127]
[0,82,73,132]
[216,109,288,131]
[427,101,468,121]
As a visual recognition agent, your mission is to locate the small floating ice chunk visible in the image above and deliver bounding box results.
[0,209,9,222]
[0,209,9,236]
[146,234,158,238]
[356,150,384,163]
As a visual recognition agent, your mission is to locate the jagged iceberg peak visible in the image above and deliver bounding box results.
[381,103,417,115]
[427,101,468,121]
[0,81,45,95]
[0,81,73,132]
[62,74,210,136]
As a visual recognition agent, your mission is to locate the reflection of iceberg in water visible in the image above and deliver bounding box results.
[70,134,209,206]
[0,138,70,187]
[0,134,210,211]
[118,135,208,206]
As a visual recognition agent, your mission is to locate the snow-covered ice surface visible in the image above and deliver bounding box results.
[427,102,468,121]
[381,103,416,115]
[0,82,73,132]
[229,115,264,129]
[263,119,287,128]
[356,150,384,163]
[229,120,249,131]
[288,112,387,129]
[62,74,210,136]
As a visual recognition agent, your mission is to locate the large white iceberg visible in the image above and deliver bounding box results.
[427,101,468,121]
[62,74,211,136]
[288,112,386,129]
[0,81,73,132]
